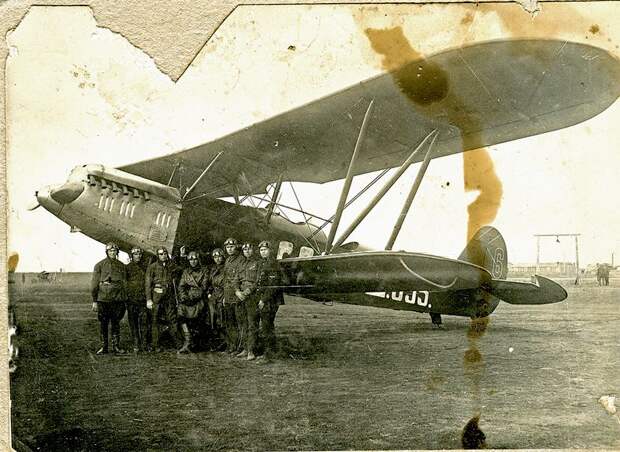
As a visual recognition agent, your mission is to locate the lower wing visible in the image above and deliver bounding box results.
[280,251,567,305]
[281,251,491,293]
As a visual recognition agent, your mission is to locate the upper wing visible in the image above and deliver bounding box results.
[119,39,620,198]
[279,251,492,293]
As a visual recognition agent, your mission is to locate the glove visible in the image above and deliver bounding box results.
[91,302,98,312]
[258,300,265,311]
[235,290,245,301]
[146,299,153,310]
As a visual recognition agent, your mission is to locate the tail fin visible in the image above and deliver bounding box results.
[460,227,568,305]
[458,226,508,280]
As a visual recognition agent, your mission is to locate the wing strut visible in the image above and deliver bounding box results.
[167,161,181,186]
[309,168,389,239]
[385,131,439,250]
[330,129,438,251]
[289,181,321,252]
[324,99,375,253]
[182,152,223,201]
[247,194,331,223]
[253,183,275,209]
[265,175,283,224]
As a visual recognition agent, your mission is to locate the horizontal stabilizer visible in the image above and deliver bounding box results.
[487,275,568,305]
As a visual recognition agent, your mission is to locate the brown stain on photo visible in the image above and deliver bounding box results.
[464,316,489,374]
[8,252,20,272]
[465,316,490,369]
[364,27,499,441]
[461,12,474,26]
[364,26,502,242]
[462,415,487,449]
[463,151,502,241]
[463,314,490,444]
[493,4,607,45]
[365,27,448,106]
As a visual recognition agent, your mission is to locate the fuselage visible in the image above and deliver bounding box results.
[36,164,334,259]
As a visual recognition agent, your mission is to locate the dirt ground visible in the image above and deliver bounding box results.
[8,278,620,451]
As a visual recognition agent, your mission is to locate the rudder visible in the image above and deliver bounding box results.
[458,226,508,280]
[459,227,568,306]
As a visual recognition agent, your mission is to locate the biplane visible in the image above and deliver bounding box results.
[32,39,620,321]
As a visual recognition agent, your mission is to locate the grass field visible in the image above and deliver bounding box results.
[9,280,620,451]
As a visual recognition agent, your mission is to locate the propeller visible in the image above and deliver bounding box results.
[28,194,41,211]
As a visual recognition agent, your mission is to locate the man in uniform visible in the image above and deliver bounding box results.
[177,251,208,353]
[91,242,127,355]
[239,242,260,360]
[255,240,286,362]
[125,247,150,353]
[145,247,180,352]
[222,237,245,354]
[207,248,226,351]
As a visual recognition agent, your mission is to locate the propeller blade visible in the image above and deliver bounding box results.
[27,200,41,211]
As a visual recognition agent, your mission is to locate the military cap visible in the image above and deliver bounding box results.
[130,247,142,254]
[212,248,224,257]
[105,242,119,251]
[258,240,272,249]
[188,251,200,260]
[223,237,238,246]
[242,242,254,250]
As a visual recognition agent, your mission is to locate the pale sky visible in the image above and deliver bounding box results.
[7,3,620,271]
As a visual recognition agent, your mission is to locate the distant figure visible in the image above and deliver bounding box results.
[596,263,603,286]
[602,264,610,286]
[91,242,127,355]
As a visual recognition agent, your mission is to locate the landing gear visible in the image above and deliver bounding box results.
[430,313,444,329]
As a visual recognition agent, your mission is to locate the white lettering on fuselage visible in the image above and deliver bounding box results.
[367,291,432,308]
[387,290,430,308]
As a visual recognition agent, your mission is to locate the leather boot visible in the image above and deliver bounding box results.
[97,329,108,355]
[111,335,126,354]
[177,331,191,354]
